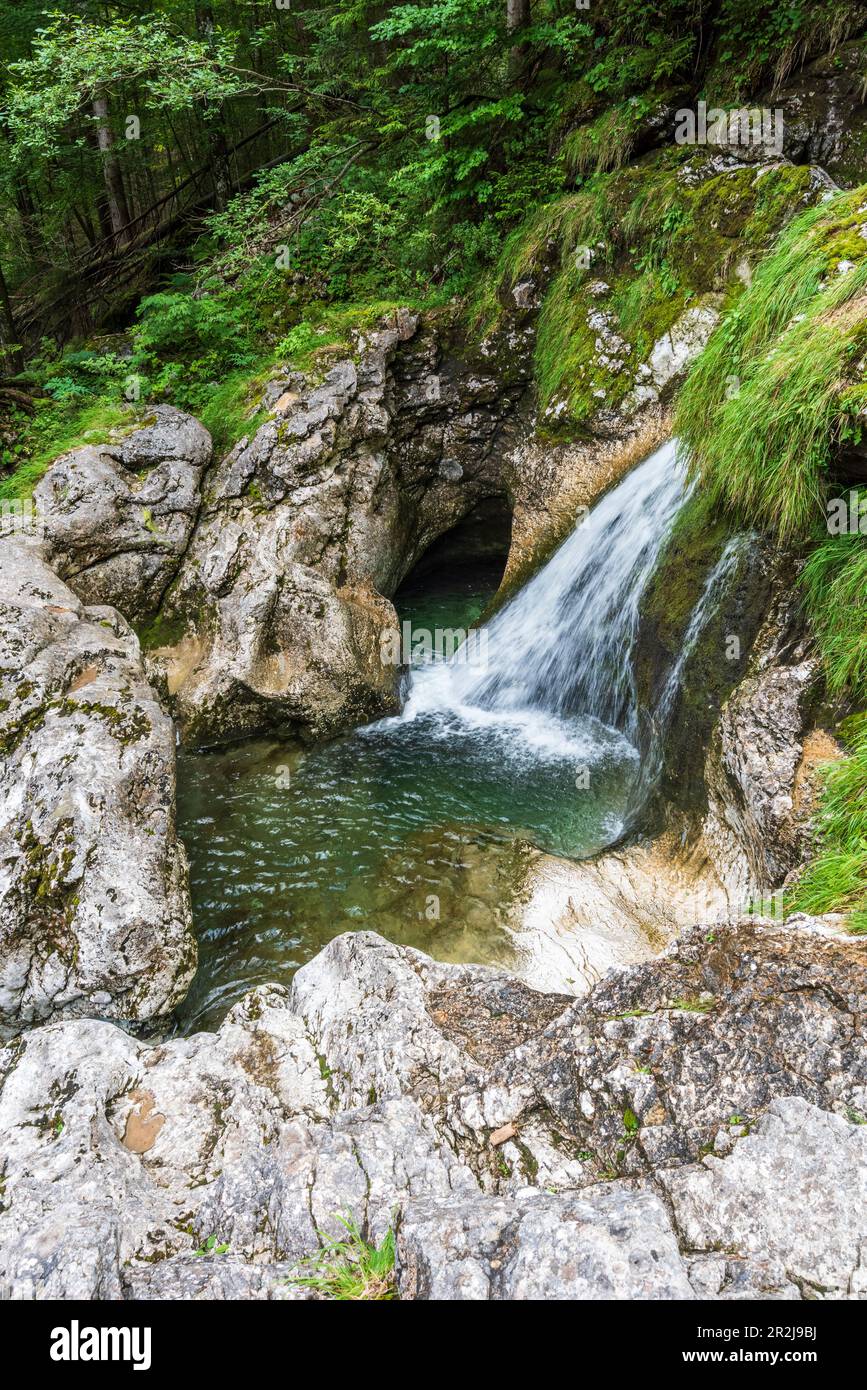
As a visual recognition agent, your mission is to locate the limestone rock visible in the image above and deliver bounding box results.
[0,538,195,1033]
[152,317,527,743]
[508,834,732,996]
[1,927,864,1299]
[34,406,211,622]
[124,1257,314,1301]
[662,1098,867,1298]
[623,301,721,414]
[396,1186,694,1300]
[702,574,824,898]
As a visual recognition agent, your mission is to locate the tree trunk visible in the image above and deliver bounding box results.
[506,0,530,32]
[196,5,233,213]
[506,0,531,79]
[92,94,131,242]
[0,260,23,372]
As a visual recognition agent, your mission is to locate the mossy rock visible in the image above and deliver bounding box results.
[634,496,774,812]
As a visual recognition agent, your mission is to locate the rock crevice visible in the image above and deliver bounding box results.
[0,925,863,1300]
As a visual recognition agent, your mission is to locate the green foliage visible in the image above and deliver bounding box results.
[802,532,867,699]
[710,0,866,97]
[790,716,867,933]
[676,189,867,541]
[676,184,867,934]
[795,533,867,935]
[286,1214,396,1300]
[0,395,132,501]
[623,1107,639,1134]
[5,14,248,162]
[511,153,817,433]
[193,1234,230,1256]
[130,279,261,416]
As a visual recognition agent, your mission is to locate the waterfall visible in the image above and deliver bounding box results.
[400,438,690,743]
[652,533,749,733]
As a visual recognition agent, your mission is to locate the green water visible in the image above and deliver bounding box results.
[175,556,639,1031]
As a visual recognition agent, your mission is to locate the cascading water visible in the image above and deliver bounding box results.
[652,532,749,733]
[177,437,742,1030]
[399,438,690,744]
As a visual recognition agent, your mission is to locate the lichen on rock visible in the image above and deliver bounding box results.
[0,537,196,1034]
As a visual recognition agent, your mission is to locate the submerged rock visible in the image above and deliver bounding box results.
[0,538,195,1034]
[34,406,211,622]
[0,924,863,1300]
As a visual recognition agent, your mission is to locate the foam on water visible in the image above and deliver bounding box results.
[385,437,689,761]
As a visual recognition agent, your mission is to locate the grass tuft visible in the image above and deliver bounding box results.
[676,188,867,541]
[789,715,867,933]
[285,1214,397,1301]
[801,532,867,699]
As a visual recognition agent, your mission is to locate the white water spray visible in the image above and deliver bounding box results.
[401,438,690,744]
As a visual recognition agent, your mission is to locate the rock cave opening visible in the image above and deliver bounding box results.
[392,495,514,641]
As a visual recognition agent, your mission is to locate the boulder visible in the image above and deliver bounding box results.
[34,406,211,622]
[0,537,195,1033]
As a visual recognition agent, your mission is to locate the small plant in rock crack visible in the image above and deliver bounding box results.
[670,994,716,1014]
[286,1214,396,1300]
[193,1234,230,1256]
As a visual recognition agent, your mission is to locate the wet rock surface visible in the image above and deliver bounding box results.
[1,924,863,1300]
[702,572,826,898]
[0,538,195,1035]
[634,522,774,816]
[768,40,867,189]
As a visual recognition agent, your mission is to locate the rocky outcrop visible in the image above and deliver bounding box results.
[769,39,867,189]
[147,312,529,743]
[1,923,863,1299]
[34,406,211,622]
[702,571,834,899]
[0,538,195,1035]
